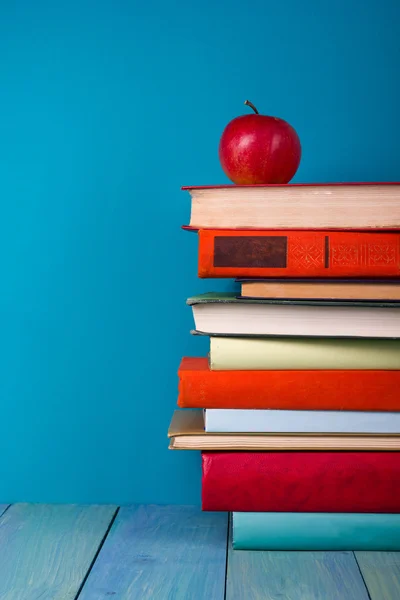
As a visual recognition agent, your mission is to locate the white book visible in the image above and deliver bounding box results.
[188,293,400,338]
[204,409,400,434]
[184,183,400,229]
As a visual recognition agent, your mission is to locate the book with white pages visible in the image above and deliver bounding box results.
[188,293,400,339]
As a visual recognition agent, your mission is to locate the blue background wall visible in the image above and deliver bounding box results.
[0,0,399,504]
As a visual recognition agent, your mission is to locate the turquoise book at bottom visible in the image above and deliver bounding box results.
[233,512,400,551]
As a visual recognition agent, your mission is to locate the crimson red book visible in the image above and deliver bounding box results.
[202,452,400,512]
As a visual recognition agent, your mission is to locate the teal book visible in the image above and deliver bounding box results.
[233,512,400,551]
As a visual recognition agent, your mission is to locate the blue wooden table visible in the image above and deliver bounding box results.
[0,503,398,599]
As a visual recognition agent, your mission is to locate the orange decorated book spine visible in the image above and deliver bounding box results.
[178,357,400,411]
[197,229,400,278]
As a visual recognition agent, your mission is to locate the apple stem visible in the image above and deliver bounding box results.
[244,100,259,114]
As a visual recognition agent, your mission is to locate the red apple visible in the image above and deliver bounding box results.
[218,100,301,185]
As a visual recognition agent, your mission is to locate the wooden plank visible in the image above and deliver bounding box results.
[355,552,400,600]
[226,521,370,600]
[0,503,116,600]
[79,504,228,600]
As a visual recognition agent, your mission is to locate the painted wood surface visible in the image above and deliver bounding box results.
[226,522,370,600]
[0,503,398,600]
[0,503,116,600]
[79,504,228,600]
[356,552,400,600]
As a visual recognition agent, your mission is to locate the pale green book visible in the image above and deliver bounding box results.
[209,336,400,370]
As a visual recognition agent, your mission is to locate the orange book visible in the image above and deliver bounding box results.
[196,229,400,278]
[178,357,400,411]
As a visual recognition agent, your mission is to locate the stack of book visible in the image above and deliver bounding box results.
[168,182,400,550]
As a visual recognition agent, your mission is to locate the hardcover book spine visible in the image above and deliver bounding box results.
[233,512,400,550]
[202,452,400,512]
[209,337,400,370]
[204,409,400,433]
[178,359,400,410]
[198,229,400,278]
